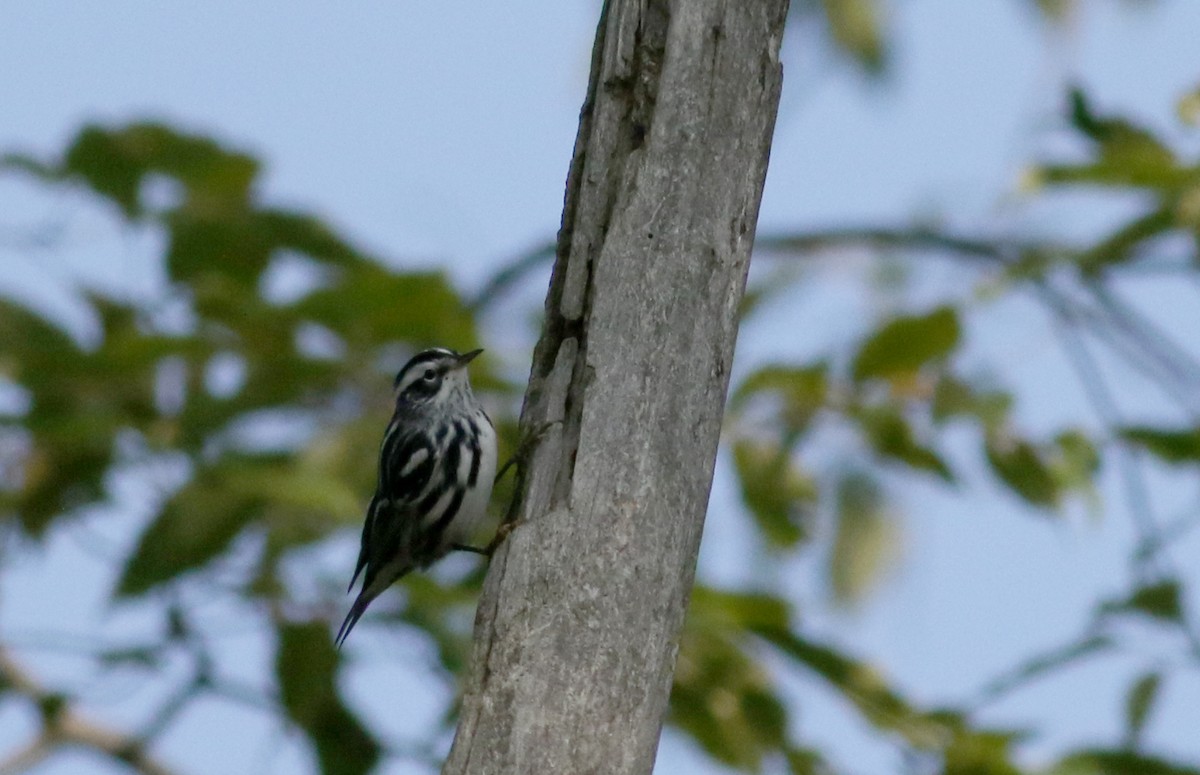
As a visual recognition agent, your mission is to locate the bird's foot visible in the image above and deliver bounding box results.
[451,518,526,559]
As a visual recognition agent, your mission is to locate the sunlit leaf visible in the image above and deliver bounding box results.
[1069,89,1175,170]
[852,306,960,382]
[931,375,1012,430]
[1029,0,1076,23]
[820,0,887,73]
[829,472,899,605]
[1179,86,1200,127]
[1043,89,1188,191]
[276,621,380,775]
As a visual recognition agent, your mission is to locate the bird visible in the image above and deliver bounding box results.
[336,347,497,647]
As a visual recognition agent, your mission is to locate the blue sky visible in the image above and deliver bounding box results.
[2,1,1199,773]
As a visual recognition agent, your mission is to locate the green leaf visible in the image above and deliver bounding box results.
[1042,90,1187,192]
[729,363,828,435]
[852,306,960,382]
[1052,430,1101,490]
[829,472,899,605]
[62,123,259,217]
[754,629,949,749]
[671,601,790,770]
[1124,671,1162,749]
[1102,580,1184,625]
[166,208,370,285]
[1069,89,1175,167]
[118,453,359,597]
[165,210,275,283]
[689,586,793,633]
[931,375,1012,430]
[295,267,478,353]
[785,746,832,775]
[819,0,887,73]
[858,408,954,481]
[116,464,262,596]
[984,433,1059,508]
[276,621,380,775]
[943,729,1024,775]
[732,440,817,548]
[1051,749,1200,775]
[1121,426,1200,466]
[1029,0,1074,24]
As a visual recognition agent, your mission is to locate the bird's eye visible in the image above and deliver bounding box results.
[423,369,436,381]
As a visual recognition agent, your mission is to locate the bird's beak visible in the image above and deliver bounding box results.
[456,348,484,368]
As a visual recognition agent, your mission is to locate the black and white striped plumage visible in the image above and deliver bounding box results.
[336,347,497,647]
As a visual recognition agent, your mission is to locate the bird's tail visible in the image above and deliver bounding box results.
[335,589,374,649]
[335,561,415,648]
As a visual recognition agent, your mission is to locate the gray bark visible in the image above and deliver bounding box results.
[443,1,789,773]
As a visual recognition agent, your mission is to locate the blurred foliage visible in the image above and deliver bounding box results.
[0,122,503,772]
[789,0,889,74]
[1,6,1200,775]
[278,621,381,775]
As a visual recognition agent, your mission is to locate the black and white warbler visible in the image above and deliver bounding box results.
[336,347,497,647]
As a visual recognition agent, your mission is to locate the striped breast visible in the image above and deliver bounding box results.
[400,415,494,561]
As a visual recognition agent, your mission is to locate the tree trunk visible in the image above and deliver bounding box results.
[444,1,789,773]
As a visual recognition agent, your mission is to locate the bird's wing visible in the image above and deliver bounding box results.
[347,418,439,593]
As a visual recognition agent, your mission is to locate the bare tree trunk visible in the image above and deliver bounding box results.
[444,1,789,773]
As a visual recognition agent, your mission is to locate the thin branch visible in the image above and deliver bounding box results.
[1037,282,1200,659]
[1085,281,1200,415]
[469,240,556,313]
[968,632,1113,711]
[470,226,1036,318]
[754,227,1023,265]
[1036,282,1165,567]
[0,649,179,775]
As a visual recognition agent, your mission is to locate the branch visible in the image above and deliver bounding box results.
[0,649,179,775]
[754,226,1024,265]
[469,240,556,313]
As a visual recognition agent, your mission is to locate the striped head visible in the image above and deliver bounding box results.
[392,347,484,413]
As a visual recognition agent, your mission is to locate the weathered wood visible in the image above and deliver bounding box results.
[443,1,788,773]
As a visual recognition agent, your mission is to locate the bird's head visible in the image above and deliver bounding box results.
[392,347,483,410]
